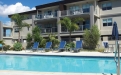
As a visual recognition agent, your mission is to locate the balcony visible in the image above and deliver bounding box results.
[61,9,90,17]
[3,33,12,38]
[3,24,13,28]
[41,27,57,34]
[35,12,57,20]
[61,24,90,33]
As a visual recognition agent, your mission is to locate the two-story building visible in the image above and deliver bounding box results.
[0,0,121,47]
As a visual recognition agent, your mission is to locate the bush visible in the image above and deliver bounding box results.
[3,45,11,51]
[13,42,22,51]
[83,25,100,50]
[97,48,104,52]
[65,42,75,51]
[9,47,14,50]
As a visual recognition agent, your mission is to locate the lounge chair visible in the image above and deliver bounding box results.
[26,42,39,52]
[71,40,83,52]
[38,42,52,52]
[103,42,114,52]
[53,41,66,52]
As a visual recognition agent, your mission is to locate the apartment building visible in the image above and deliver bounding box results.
[0,0,121,47]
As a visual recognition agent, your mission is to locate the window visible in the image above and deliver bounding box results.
[103,18,112,26]
[82,4,91,13]
[14,27,19,32]
[102,2,112,10]
[44,10,52,15]
[108,36,115,40]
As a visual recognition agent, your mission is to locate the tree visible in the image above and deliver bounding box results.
[11,14,30,42]
[47,33,60,48]
[26,33,33,49]
[83,25,100,50]
[59,17,84,42]
[32,26,42,42]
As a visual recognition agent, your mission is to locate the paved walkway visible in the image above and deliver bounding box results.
[0,70,117,75]
[0,50,118,57]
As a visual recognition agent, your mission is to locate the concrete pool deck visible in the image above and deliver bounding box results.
[0,50,119,57]
[0,70,117,75]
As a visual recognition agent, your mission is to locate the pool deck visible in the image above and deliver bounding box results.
[0,70,117,75]
[0,50,119,57]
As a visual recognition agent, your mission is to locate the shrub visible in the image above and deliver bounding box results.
[65,42,75,51]
[3,45,11,51]
[39,38,46,48]
[97,48,104,52]
[13,42,22,51]
[83,25,100,50]
[9,47,14,50]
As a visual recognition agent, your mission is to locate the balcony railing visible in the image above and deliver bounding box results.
[36,12,57,20]
[41,27,57,33]
[61,24,90,33]
[61,9,90,16]
[3,33,12,37]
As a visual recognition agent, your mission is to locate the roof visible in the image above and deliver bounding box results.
[8,10,37,18]
[8,0,109,18]
[35,0,85,9]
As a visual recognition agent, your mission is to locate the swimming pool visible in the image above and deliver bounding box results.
[0,55,119,73]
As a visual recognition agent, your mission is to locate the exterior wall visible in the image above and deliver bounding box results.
[0,21,3,40]
[99,0,121,16]
[3,38,13,46]
[100,15,121,35]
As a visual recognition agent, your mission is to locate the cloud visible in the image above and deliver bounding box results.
[0,2,36,17]
[4,21,11,26]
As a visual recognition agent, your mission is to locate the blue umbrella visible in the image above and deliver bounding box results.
[112,21,120,75]
[112,22,119,40]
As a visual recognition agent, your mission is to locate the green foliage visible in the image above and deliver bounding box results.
[13,42,22,51]
[32,26,42,42]
[65,42,75,50]
[0,40,5,45]
[39,38,46,48]
[3,45,11,51]
[11,14,30,42]
[47,34,60,48]
[59,17,83,42]
[26,33,32,42]
[83,25,100,50]
[97,48,104,52]
[26,33,33,49]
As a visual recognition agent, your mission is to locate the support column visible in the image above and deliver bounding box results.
[90,6,94,27]
[0,21,3,40]
[32,15,35,29]
[94,0,97,14]
[57,11,61,41]
[32,15,35,41]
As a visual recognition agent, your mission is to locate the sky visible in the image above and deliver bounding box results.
[0,0,59,25]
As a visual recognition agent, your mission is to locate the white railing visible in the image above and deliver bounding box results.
[61,25,90,33]
[35,12,57,19]
[41,27,57,33]
[3,33,12,37]
[61,8,90,16]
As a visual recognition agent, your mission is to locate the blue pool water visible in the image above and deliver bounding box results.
[0,55,119,73]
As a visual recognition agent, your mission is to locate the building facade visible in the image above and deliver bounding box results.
[0,0,121,48]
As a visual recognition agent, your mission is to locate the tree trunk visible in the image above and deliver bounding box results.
[18,31,20,42]
[69,32,71,43]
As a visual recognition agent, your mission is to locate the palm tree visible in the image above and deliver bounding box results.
[11,14,30,42]
[59,17,84,42]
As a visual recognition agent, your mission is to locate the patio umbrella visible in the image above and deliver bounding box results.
[112,22,120,75]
